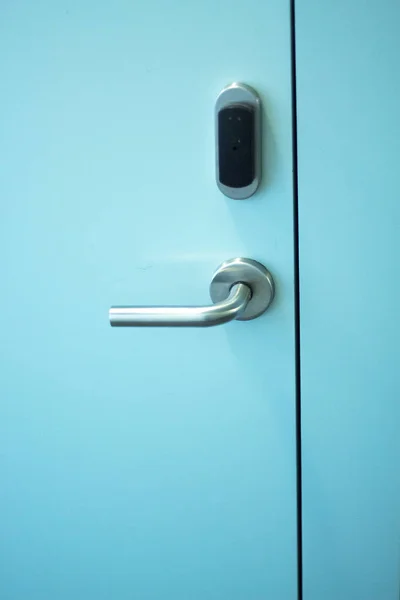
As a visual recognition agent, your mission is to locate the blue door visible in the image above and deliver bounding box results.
[0,2,297,598]
[296,0,400,598]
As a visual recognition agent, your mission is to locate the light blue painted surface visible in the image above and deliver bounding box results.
[0,2,297,598]
[296,1,400,598]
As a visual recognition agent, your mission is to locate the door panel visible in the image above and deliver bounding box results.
[296,1,400,598]
[0,2,297,598]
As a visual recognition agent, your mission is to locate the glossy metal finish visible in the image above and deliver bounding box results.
[110,283,251,327]
[110,283,250,327]
[215,82,261,199]
[109,258,274,327]
[210,257,274,320]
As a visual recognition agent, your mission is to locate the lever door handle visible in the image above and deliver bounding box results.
[109,257,274,328]
[110,282,251,328]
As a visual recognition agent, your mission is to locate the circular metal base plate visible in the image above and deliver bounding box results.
[209,258,275,321]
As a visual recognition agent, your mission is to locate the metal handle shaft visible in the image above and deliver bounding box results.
[109,258,275,328]
[109,283,251,328]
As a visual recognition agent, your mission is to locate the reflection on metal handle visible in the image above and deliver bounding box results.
[109,258,275,328]
[110,283,250,327]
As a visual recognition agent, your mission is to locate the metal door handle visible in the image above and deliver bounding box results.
[109,257,274,328]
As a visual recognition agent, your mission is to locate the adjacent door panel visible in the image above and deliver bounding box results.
[296,1,400,598]
[0,2,297,599]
